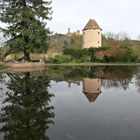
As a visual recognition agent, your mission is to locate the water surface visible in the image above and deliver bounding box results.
[0,66,140,140]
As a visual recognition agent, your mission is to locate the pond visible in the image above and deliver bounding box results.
[0,66,140,140]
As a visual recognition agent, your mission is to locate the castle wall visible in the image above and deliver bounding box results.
[83,29,102,48]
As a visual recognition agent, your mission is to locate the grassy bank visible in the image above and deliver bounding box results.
[45,62,140,66]
[0,64,10,73]
[0,65,7,70]
[1,62,140,73]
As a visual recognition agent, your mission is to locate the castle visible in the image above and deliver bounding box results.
[66,28,81,36]
[66,19,102,48]
[83,19,102,48]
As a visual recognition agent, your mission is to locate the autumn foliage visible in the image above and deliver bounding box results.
[95,47,126,62]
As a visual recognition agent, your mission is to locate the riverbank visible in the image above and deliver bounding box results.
[45,62,140,66]
[5,62,45,68]
[3,62,140,68]
[0,64,10,73]
[1,62,140,74]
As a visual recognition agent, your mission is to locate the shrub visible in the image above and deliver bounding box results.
[63,48,88,59]
[95,46,138,63]
[45,55,75,64]
[63,47,112,63]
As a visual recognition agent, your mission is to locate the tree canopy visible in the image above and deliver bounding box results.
[0,0,52,61]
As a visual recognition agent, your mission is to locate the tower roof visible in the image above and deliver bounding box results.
[83,19,102,31]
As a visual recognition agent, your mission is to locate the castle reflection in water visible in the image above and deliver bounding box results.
[45,66,139,103]
[66,78,101,102]
[4,66,140,103]
[83,78,101,102]
[1,66,140,140]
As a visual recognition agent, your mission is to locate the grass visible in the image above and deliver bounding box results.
[0,64,9,72]
[45,62,140,66]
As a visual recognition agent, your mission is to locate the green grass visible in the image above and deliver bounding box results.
[45,62,140,66]
[0,64,9,71]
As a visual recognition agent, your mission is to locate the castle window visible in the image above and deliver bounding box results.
[98,41,100,44]
[98,32,100,35]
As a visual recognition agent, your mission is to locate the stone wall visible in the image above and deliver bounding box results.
[83,29,102,48]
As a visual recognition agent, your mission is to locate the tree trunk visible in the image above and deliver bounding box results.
[24,50,30,62]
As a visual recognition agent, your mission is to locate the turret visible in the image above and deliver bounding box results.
[83,19,102,48]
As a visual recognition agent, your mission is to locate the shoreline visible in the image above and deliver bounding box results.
[1,62,140,73]
[3,62,140,67]
[0,67,12,74]
[45,63,140,66]
[0,65,11,74]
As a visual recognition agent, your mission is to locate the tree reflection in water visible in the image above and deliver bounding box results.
[0,72,54,140]
[135,73,140,93]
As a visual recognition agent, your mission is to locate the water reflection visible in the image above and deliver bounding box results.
[46,66,140,140]
[1,66,139,104]
[135,72,140,93]
[45,66,139,102]
[1,66,140,139]
[83,78,101,102]
[0,72,54,140]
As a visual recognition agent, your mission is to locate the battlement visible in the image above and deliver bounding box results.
[66,28,81,36]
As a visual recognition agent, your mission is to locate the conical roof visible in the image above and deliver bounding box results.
[83,19,102,30]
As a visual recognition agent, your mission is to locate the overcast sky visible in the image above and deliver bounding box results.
[48,0,140,39]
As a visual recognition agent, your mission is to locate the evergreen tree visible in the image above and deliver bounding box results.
[0,0,52,61]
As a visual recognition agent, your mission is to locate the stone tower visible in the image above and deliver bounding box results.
[83,19,102,48]
[67,28,71,36]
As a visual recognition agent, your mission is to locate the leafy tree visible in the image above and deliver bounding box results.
[63,48,88,59]
[0,0,52,61]
[69,35,82,48]
[63,40,68,48]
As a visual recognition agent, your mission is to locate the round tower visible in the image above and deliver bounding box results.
[83,19,102,48]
